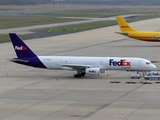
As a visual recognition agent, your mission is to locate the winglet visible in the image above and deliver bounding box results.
[116,16,136,32]
[9,33,37,58]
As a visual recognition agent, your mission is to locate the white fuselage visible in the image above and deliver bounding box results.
[38,56,156,71]
[9,33,157,77]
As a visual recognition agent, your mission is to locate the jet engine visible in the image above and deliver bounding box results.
[85,68,100,75]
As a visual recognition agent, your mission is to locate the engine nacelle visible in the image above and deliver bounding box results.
[85,68,100,75]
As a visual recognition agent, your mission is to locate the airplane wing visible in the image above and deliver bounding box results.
[61,64,93,70]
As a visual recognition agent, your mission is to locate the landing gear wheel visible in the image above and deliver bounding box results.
[74,71,86,78]
[81,73,85,77]
[78,74,81,78]
[74,74,78,78]
[74,74,82,78]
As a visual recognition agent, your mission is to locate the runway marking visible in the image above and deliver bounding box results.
[0,63,24,73]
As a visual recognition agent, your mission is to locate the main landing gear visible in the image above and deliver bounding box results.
[74,71,85,78]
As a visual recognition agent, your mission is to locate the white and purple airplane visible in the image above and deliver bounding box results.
[9,33,156,78]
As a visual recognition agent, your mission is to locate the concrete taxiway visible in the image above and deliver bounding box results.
[1,18,160,120]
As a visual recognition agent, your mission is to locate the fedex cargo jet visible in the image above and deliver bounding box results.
[116,16,160,42]
[9,33,156,78]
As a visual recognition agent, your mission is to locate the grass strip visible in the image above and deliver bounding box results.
[34,12,117,18]
[0,16,81,29]
[0,34,28,43]
[40,20,117,33]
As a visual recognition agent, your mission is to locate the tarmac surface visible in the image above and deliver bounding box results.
[1,18,160,120]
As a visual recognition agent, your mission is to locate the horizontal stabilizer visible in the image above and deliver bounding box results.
[115,32,128,36]
[9,58,29,63]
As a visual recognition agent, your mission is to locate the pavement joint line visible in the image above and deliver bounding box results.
[0,101,43,120]
[0,74,73,120]
[122,103,145,120]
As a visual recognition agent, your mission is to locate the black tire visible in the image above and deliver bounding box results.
[78,74,81,78]
[74,74,82,78]
[81,73,85,77]
[74,74,78,78]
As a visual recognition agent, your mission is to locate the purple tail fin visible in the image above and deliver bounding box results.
[9,33,37,58]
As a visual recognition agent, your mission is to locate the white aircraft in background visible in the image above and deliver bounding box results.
[9,33,156,78]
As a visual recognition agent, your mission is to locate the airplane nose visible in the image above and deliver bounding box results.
[151,64,156,70]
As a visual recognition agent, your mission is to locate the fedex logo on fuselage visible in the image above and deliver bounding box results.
[89,70,96,73]
[15,46,27,51]
[109,59,131,66]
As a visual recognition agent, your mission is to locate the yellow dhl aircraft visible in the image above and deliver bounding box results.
[116,16,160,42]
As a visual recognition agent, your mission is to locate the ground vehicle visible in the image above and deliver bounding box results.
[131,73,140,79]
[142,80,152,84]
[144,71,160,80]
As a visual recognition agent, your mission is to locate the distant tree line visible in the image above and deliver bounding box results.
[56,0,160,6]
[0,0,54,5]
[0,0,160,6]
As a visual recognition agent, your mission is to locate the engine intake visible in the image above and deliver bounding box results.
[85,68,100,75]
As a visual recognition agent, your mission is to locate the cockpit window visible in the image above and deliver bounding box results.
[146,62,150,65]
[148,73,151,76]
